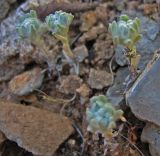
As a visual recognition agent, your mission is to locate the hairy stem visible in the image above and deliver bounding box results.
[63,38,75,61]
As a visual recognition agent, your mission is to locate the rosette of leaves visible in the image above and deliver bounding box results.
[109,15,141,50]
[16,10,47,46]
[46,10,74,41]
[46,11,79,74]
[109,15,141,74]
[86,95,125,138]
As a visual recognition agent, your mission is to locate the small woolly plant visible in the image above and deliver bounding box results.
[109,15,141,75]
[16,10,79,74]
[16,10,48,53]
[86,95,125,138]
[46,11,79,74]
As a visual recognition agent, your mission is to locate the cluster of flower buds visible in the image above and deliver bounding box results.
[46,11,74,41]
[46,11,76,64]
[86,95,125,138]
[16,10,47,42]
[109,14,141,50]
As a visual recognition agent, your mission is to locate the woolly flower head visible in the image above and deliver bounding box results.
[46,10,74,37]
[16,10,46,40]
[109,15,141,49]
[86,95,124,138]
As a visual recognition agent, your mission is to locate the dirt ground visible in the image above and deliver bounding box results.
[0,0,159,155]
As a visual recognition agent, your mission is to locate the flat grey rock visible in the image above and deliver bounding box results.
[126,54,160,126]
[107,67,129,108]
[141,123,160,156]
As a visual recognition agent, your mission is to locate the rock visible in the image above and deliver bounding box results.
[0,1,10,21]
[76,83,90,105]
[126,54,160,126]
[59,75,83,94]
[73,45,88,62]
[9,68,45,96]
[114,0,126,11]
[0,0,17,26]
[115,45,128,66]
[95,4,108,23]
[139,4,158,15]
[80,11,97,32]
[76,83,90,98]
[0,100,73,156]
[7,0,17,4]
[115,11,160,70]
[107,68,129,107]
[0,61,25,83]
[0,13,35,82]
[93,33,114,62]
[79,23,106,43]
[157,0,160,4]
[88,68,112,89]
[127,1,140,10]
[141,123,160,156]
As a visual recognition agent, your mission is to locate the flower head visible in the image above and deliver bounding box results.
[109,15,141,49]
[16,10,47,41]
[46,10,74,38]
[86,95,124,138]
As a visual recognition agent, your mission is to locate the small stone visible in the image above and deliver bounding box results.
[127,1,140,10]
[126,54,160,126]
[0,1,10,21]
[80,11,97,32]
[88,68,112,89]
[68,139,76,148]
[79,23,106,43]
[95,4,108,23]
[73,45,88,62]
[76,83,90,98]
[115,45,128,66]
[59,75,83,94]
[9,68,45,96]
[114,0,126,11]
[0,100,73,156]
[141,123,160,156]
[141,4,158,15]
[93,34,114,62]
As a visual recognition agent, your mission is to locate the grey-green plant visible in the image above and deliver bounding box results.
[16,10,48,54]
[86,95,125,138]
[16,10,79,74]
[109,15,141,75]
[46,11,79,74]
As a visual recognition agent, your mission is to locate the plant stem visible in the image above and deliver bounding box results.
[125,47,140,78]
[54,34,79,74]
[63,38,75,61]
[62,38,79,75]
